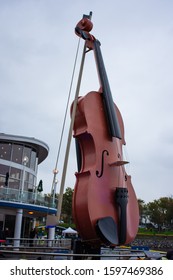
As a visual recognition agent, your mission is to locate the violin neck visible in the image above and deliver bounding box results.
[93,40,122,139]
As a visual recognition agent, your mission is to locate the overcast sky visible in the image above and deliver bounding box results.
[0,0,173,203]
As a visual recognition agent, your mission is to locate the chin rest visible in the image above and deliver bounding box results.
[96,216,119,245]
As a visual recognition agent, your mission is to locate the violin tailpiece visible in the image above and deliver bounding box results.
[115,187,128,245]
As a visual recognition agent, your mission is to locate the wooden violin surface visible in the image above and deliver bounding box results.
[72,14,139,246]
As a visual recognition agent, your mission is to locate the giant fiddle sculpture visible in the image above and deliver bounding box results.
[72,14,139,247]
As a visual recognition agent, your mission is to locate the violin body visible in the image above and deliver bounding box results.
[72,91,139,245]
[72,15,139,246]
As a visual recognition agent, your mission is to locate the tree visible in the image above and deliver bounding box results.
[138,199,150,225]
[138,199,145,224]
[147,197,173,229]
[61,187,74,224]
[147,200,162,228]
[162,197,173,226]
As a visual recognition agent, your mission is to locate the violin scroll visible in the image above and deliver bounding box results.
[75,16,95,45]
[76,17,93,33]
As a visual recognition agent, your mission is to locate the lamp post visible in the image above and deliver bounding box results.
[46,170,58,246]
[53,179,58,206]
[14,155,29,248]
[52,169,58,205]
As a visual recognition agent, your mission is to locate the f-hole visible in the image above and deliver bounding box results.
[96,149,109,178]
[75,139,82,172]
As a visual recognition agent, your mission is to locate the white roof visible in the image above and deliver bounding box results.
[62,227,77,234]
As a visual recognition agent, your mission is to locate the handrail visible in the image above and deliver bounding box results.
[0,238,166,259]
[0,248,148,260]
[0,187,57,208]
[5,237,72,248]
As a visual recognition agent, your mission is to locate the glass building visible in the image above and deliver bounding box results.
[0,133,57,240]
[0,133,48,191]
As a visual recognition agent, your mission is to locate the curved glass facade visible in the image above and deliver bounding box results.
[0,142,37,191]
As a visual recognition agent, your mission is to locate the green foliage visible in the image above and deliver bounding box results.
[138,196,173,230]
[61,187,74,224]
[60,222,76,229]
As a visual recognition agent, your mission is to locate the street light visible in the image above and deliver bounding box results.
[53,179,58,205]
[14,155,29,248]
[52,169,58,205]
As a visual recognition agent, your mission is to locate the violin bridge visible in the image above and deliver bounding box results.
[109,160,129,166]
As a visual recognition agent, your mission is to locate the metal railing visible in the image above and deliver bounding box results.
[4,237,71,249]
[0,187,58,208]
[0,238,72,260]
[0,240,165,260]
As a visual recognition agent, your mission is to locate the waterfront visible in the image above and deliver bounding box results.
[0,237,169,260]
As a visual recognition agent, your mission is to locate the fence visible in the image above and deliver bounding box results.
[0,187,57,208]
[4,237,71,249]
[0,238,166,260]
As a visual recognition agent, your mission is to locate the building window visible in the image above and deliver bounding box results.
[23,147,31,167]
[21,171,35,191]
[0,165,10,187]
[12,144,23,164]
[8,178,20,189]
[0,142,39,192]
[29,173,35,190]
[30,150,36,171]
[0,176,5,187]
[28,173,34,185]
[10,167,21,180]
[0,164,9,176]
[0,143,12,160]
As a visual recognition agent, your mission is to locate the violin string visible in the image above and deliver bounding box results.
[120,144,131,187]
[116,141,122,188]
[123,144,131,175]
[51,37,81,193]
[117,142,127,188]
